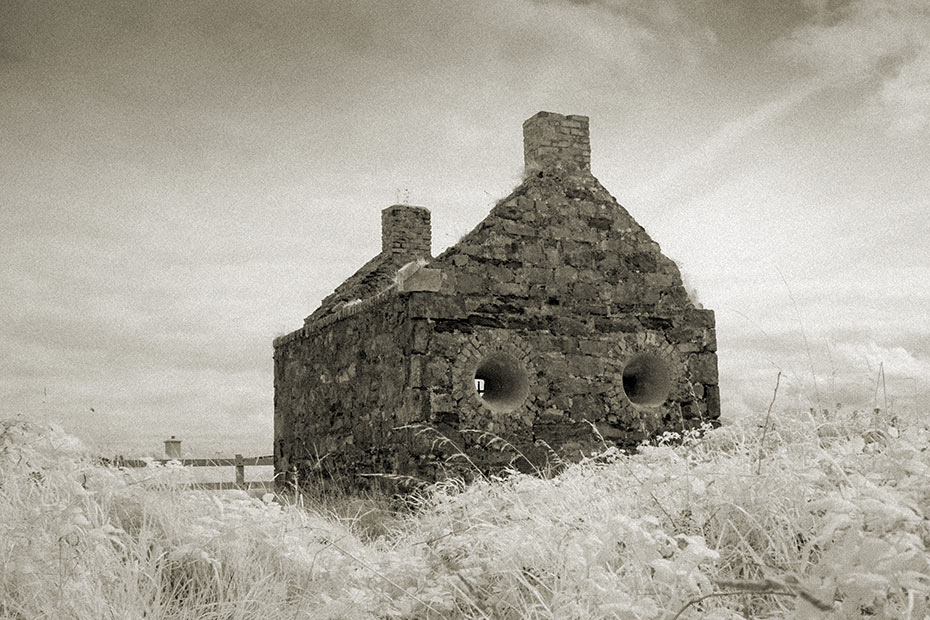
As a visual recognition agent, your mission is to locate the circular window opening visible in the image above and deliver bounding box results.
[473,353,529,413]
[622,353,671,407]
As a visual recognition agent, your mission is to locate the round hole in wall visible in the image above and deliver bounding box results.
[473,353,529,413]
[622,353,671,407]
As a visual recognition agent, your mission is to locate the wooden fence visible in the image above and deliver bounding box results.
[113,454,275,491]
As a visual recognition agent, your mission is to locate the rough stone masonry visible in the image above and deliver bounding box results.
[273,111,719,489]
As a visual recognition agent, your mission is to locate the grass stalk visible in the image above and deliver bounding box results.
[756,370,781,475]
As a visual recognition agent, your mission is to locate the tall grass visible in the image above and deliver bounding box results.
[2,402,929,619]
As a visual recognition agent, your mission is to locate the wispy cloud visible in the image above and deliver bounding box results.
[781,0,930,132]
[630,81,821,202]
[877,44,930,132]
[634,0,930,201]
[534,0,716,66]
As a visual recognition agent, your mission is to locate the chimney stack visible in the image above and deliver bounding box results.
[381,205,432,258]
[523,111,591,177]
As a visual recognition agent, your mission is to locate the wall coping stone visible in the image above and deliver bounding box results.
[274,286,398,347]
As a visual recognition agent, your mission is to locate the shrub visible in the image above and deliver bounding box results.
[1,403,928,619]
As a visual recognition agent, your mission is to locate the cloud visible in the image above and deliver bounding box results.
[781,0,930,132]
[630,81,820,202]
[834,341,930,379]
[633,0,930,202]
[717,317,930,419]
[534,0,716,65]
[877,44,930,132]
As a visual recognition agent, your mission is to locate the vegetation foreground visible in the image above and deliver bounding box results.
[2,405,929,619]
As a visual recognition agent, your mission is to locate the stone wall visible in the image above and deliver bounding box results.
[275,291,515,488]
[411,169,719,471]
[275,294,433,487]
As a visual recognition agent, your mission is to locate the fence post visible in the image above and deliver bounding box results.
[235,454,244,486]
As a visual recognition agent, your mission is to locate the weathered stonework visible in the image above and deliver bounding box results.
[524,111,591,176]
[382,204,431,256]
[274,111,720,489]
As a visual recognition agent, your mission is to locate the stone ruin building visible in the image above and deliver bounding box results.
[273,111,719,488]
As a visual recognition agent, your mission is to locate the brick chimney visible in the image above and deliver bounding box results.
[523,111,591,177]
[381,204,431,258]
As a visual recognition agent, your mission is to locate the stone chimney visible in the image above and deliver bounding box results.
[523,111,591,177]
[381,204,432,258]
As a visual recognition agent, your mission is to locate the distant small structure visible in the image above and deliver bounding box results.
[164,436,182,459]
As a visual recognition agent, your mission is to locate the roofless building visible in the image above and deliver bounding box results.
[273,112,719,487]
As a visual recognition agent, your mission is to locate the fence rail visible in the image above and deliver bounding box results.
[113,454,275,490]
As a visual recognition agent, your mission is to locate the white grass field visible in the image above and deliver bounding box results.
[2,403,928,619]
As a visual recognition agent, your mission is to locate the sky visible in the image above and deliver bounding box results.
[2,0,928,457]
